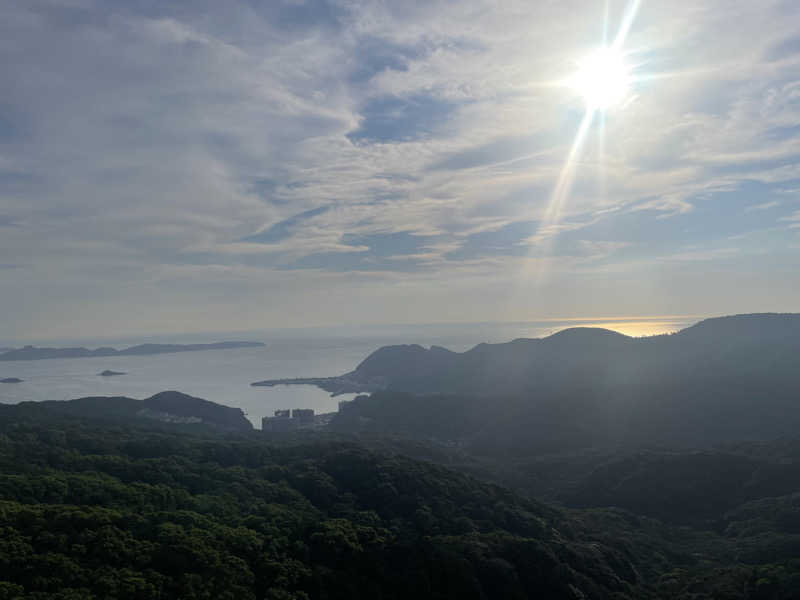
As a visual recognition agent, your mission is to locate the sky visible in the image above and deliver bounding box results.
[1,0,799,341]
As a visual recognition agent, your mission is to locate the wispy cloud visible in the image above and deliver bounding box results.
[240,206,331,244]
[745,200,781,212]
[780,209,800,228]
[1,0,800,336]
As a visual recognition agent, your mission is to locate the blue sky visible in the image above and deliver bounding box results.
[1,0,799,339]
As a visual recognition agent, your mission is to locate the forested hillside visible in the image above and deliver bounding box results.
[0,391,252,432]
[1,400,800,598]
[0,418,651,599]
[328,314,800,449]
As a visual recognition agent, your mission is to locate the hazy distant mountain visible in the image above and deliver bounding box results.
[328,313,800,449]
[0,390,252,432]
[0,340,264,361]
[344,313,800,395]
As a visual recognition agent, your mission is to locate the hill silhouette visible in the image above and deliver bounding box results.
[0,390,252,432]
[327,313,800,449]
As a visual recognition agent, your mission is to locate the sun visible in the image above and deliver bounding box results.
[569,46,631,110]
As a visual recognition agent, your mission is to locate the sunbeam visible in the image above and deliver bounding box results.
[529,0,643,285]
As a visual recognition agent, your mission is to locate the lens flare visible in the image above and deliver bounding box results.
[569,47,631,110]
[519,0,643,290]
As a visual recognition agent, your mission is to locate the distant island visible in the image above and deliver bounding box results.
[0,377,23,383]
[0,341,264,361]
[99,370,126,377]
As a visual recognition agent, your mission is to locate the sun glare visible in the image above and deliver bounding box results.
[569,47,631,110]
[530,0,643,286]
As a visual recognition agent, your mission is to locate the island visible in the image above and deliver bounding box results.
[99,370,126,377]
[0,341,264,361]
[0,377,23,383]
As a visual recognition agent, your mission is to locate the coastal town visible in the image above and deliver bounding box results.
[261,399,354,432]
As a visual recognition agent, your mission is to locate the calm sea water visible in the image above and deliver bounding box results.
[0,317,695,428]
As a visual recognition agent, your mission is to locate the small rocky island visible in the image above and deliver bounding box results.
[99,370,126,377]
[1,377,23,383]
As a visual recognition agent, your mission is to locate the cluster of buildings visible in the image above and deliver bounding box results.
[261,398,360,432]
[261,408,316,432]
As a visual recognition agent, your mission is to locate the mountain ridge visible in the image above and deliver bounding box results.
[316,313,800,450]
[255,313,800,397]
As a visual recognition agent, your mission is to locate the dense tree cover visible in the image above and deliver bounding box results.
[0,418,671,600]
[558,448,800,526]
[2,396,800,599]
[331,392,800,526]
[320,432,800,598]
[0,392,252,433]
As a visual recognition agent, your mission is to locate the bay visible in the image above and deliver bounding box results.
[0,317,694,428]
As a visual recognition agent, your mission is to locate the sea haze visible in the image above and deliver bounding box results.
[0,317,694,428]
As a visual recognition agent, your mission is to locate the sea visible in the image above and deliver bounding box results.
[0,317,697,428]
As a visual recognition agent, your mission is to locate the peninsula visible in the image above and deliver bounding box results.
[251,374,387,396]
[252,314,800,400]
[0,341,264,361]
